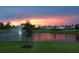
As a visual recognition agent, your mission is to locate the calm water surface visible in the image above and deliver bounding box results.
[0,27,79,42]
[0,31,79,42]
[32,33,78,42]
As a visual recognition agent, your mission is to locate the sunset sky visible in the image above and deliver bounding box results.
[0,6,79,26]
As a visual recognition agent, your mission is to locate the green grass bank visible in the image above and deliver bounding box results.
[0,41,79,53]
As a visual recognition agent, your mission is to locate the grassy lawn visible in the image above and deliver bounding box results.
[33,29,79,34]
[0,28,13,33]
[0,29,79,53]
[0,41,79,53]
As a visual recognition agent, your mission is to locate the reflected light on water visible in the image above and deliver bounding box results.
[32,33,76,42]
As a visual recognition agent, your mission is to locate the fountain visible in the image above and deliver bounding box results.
[18,25,23,41]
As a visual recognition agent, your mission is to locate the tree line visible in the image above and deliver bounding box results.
[0,22,12,29]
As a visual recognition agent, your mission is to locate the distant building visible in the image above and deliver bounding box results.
[56,26,65,29]
[40,26,54,30]
[38,25,75,30]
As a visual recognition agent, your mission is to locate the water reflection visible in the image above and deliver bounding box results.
[32,33,76,42]
[0,32,79,42]
[18,33,79,42]
[22,34,33,42]
[75,33,79,41]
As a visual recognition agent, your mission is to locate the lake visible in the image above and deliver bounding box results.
[24,33,78,42]
[0,30,79,42]
[32,33,78,42]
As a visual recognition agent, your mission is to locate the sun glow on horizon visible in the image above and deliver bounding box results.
[2,16,75,26]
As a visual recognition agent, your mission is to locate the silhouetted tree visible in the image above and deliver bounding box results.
[75,24,79,29]
[53,26,57,30]
[65,25,67,29]
[0,22,4,29]
[71,24,74,29]
[12,25,15,27]
[5,22,11,28]
[23,19,34,37]
[21,19,35,48]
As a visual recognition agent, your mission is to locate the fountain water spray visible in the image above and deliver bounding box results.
[18,25,23,40]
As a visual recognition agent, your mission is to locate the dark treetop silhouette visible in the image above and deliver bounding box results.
[21,19,35,48]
